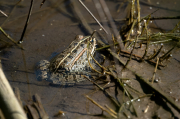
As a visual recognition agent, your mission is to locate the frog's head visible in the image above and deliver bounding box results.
[74,35,96,57]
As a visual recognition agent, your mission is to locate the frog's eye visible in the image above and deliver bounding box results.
[72,49,77,53]
[90,38,94,42]
[80,44,84,47]
[74,43,78,46]
[64,60,67,63]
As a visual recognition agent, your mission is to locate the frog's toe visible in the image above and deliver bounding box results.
[36,60,50,81]
[37,60,50,69]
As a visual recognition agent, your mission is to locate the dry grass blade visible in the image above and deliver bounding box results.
[96,44,165,67]
[99,0,124,50]
[159,44,177,62]
[137,0,141,31]
[142,19,150,60]
[79,0,108,34]
[109,68,138,117]
[147,44,163,61]
[125,20,136,42]
[105,104,117,115]
[86,95,117,118]
[124,34,139,69]
[169,20,180,33]
[0,10,8,17]
[148,16,180,20]
[0,27,24,49]
[84,76,120,107]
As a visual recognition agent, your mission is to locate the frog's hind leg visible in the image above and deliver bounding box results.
[49,73,76,86]
[36,60,50,81]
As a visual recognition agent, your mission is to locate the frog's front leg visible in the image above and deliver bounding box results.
[36,60,50,81]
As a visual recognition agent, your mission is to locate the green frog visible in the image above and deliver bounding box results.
[36,35,97,85]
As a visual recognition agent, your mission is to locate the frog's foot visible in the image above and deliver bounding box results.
[48,73,80,86]
[48,72,99,86]
[36,60,50,81]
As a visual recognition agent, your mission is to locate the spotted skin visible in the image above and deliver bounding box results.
[36,35,97,85]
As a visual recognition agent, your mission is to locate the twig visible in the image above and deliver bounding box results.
[87,57,102,74]
[18,0,34,44]
[87,41,104,74]
[147,44,163,60]
[89,53,107,72]
[0,38,10,44]
[147,16,180,20]
[141,15,151,36]
[118,15,180,22]
[79,0,108,34]
[0,27,24,49]
[84,76,120,107]
[125,20,136,42]
[119,94,152,114]
[151,57,159,84]
[34,94,49,118]
[137,0,141,31]
[86,95,117,118]
[149,39,174,44]
[124,82,145,95]
[124,34,139,68]
[116,0,128,13]
[142,20,150,60]
[159,44,177,62]
[90,30,97,38]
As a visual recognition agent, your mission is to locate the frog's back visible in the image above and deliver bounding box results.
[36,35,99,85]
[49,35,90,72]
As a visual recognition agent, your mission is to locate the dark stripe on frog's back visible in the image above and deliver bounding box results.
[50,38,81,63]
[50,36,82,61]
[49,36,88,70]
[64,42,88,67]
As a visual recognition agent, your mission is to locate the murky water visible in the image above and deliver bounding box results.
[0,0,180,118]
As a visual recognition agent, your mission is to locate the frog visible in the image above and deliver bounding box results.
[36,35,98,85]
